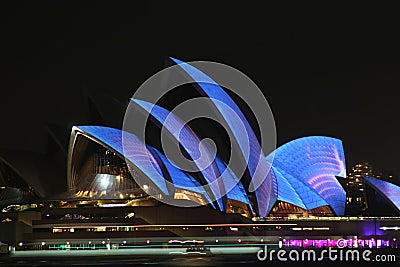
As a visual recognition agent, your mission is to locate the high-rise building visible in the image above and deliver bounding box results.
[345,162,373,215]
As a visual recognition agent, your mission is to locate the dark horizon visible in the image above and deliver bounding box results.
[1,2,400,177]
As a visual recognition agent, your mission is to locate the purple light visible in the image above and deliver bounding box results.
[269,136,347,215]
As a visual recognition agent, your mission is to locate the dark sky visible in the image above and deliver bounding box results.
[1,2,400,175]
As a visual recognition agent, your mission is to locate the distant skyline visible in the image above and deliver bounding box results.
[1,2,400,176]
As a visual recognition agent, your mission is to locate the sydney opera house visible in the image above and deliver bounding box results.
[66,126,346,219]
[1,58,400,250]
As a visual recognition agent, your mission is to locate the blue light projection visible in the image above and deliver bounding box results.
[268,136,347,216]
[170,57,277,217]
[132,99,227,211]
[132,100,257,212]
[272,166,329,210]
[151,148,216,208]
[70,59,351,218]
[73,127,347,217]
[271,167,306,210]
[75,126,169,195]
[75,126,217,209]
[364,177,400,213]
[214,157,253,213]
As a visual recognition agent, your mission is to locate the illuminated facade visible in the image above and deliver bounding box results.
[131,99,226,212]
[132,99,253,216]
[64,124,347,218]
[268,166,334,217]
[268,136,347,216]
[66,126,214,209]
[170,57,277,217]
[61,58,349,218]
[364,176,400,215]
[1,58,349,219]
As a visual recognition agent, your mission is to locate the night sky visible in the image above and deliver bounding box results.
[1,2,400,177]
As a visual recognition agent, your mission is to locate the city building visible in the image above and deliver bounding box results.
[345,162,373,215]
